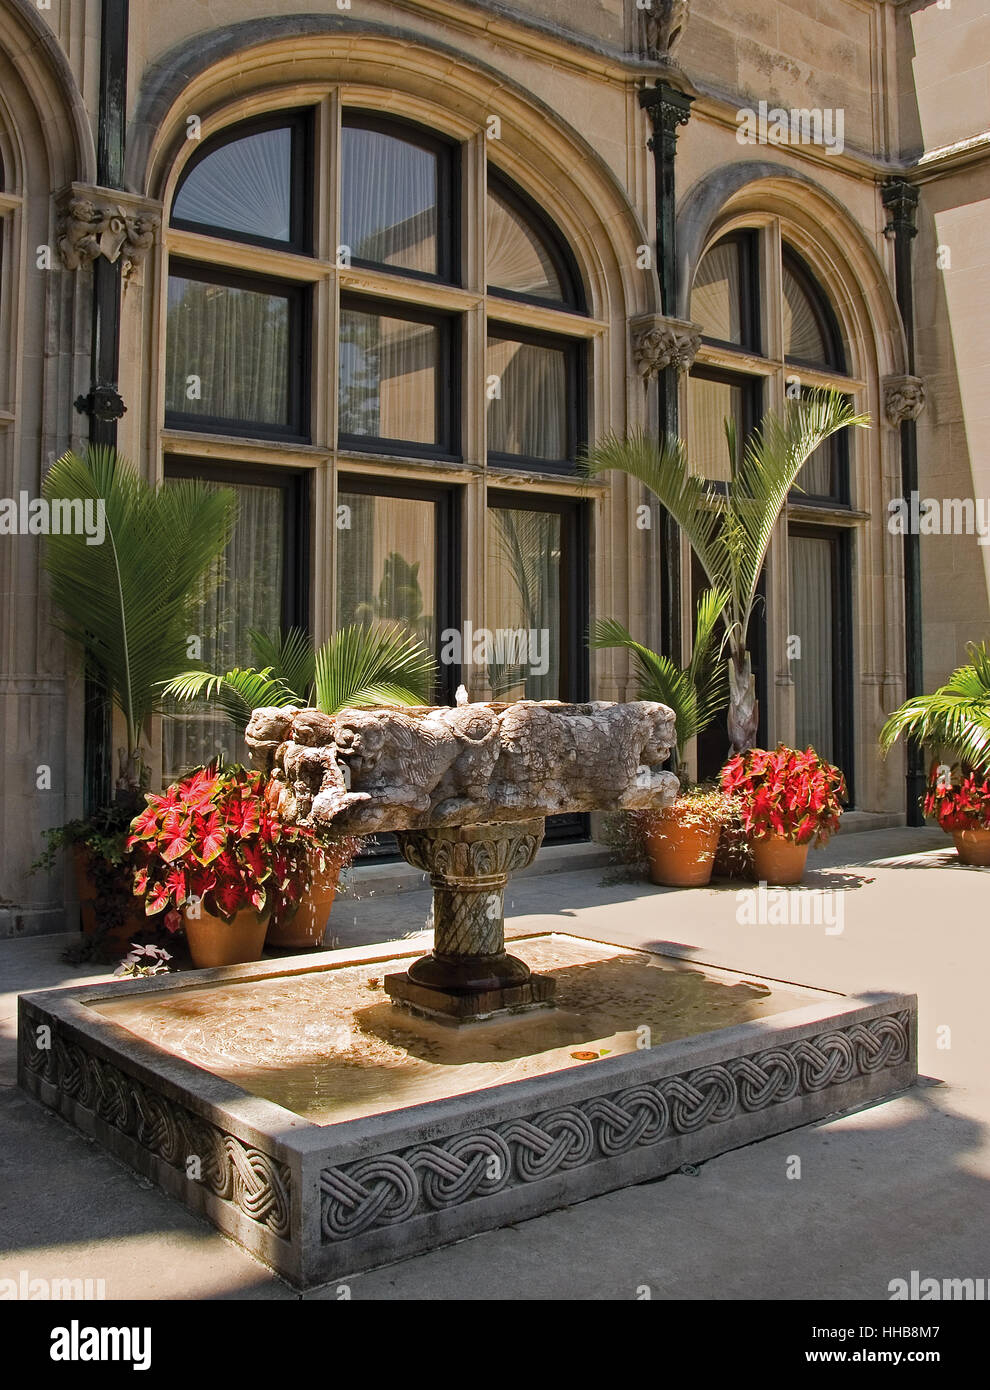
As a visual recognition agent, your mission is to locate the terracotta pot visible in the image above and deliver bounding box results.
[751,834,810,886]
[266,849,341,949]
[953,828,990,866]
[644,810,720,887]
[713,817,755,881]
[73,845,147,959]
[183,905,269,969]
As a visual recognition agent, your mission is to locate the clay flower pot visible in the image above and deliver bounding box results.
[267,848,341,949]
[73,845,147,959]
[644,810,720,887]
[183,905,269,969]
[751,834,810,886]
[952,828,990,866]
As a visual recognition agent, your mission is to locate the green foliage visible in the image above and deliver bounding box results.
[42,446,237,777]
[880,642,990,773]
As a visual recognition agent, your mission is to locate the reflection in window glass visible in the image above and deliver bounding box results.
[165,275,290,428]
[486,507,561,701]
[336,490,436,651]
[338,309,439,444]
[789,533,834,763]
[487,189,563,301]
[783,264,829,364]
[687,373,746,482]
[692,241,743,345]
[487,337,567,460]
[341,127,438,276]
[163,480,284,781]
[173,127,293,243]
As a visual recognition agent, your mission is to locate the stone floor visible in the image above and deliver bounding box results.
[2,824,987,1300]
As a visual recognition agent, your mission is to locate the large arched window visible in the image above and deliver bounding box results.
[161,103,591,782]
[688,227,857,790]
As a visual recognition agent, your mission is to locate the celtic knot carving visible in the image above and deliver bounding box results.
[22,1024,290,1238]
[319,1012,910,1241]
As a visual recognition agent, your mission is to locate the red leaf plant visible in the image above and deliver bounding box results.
[720,744,847,847]
[127,762,314,928]
[923,761,990,831]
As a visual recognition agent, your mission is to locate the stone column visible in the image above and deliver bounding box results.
[385,819,554,1023]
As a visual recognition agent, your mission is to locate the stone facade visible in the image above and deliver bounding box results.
[1,0,988,934]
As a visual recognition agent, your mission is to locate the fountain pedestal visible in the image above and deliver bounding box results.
[385,818,553,1022]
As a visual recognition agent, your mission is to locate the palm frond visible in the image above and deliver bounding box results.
[247,626,315,704]
[313,622,436,716]
[162,667,296,734]
[880,643,990,771]
[591,618,699,762]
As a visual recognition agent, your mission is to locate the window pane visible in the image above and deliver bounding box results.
[797,439,836,498]
[692,241,743,344]
[166,274,291,429]
[487,336,567,460]
[341,126,438,275]
[336,490,436,651]
[173,127,293,243]
[486,507,561,701]
[783,264,828,364]
[789,534,835,763]
[688,373,747,482]
[338,309,439,445]
[163,480,285,781]
[487,189,563,301]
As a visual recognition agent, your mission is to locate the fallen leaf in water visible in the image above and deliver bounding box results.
[599,1049,612,1056]
[366,977,381,988]
[570,1050,599,1061]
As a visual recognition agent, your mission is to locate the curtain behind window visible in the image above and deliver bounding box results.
[487,337,566,460]
[486,507,561,701]
[789,532,834,762]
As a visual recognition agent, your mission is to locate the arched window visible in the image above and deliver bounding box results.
[161,105,592,784]
[687,226,856,790]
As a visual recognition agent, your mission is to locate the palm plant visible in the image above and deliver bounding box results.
[591,585,729,776]
[163,621,437,732]
[583,388,869,753]
[42,446,237,798]
[879,643,990,774]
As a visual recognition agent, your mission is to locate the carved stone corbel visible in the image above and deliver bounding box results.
[640,0,691,61]
[630,313,702,380]
[55,184,161,279]
[883,375,926,427]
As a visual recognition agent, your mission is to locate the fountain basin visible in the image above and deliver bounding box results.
[18,935,916,1287]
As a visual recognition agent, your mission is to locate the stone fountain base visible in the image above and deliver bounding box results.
[18,935,916,1289]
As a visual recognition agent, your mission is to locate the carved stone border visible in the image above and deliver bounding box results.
[319,1012,910,1240]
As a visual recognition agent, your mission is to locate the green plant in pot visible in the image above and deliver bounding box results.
[720,745,846,886]
[38,447,237,960]
[127,762,314,968]
[591,587,731,887]
[163,620,436,947]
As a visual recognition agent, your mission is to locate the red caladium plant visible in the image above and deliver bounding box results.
[923,761,990,831]
[720,744,846,847]
[127,762,314,928]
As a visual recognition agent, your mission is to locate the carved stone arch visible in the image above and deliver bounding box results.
[128,15,659,326]
[676,160,907,383]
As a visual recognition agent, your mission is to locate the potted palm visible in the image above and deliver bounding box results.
[583,389,869,754]
[591,588,731,886]
[40,447,237,959]
[880,643,990,864]
[163,621,436,947]
[127,762,313,968]
[720,744,846,885]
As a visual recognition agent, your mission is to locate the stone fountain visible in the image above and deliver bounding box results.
[18,698,917,1288]
[246,698,680,1022]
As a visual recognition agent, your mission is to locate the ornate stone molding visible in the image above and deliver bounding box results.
[883,375,927,427]
[318,1011,911,1240]
[23,1029,291,1238]
[55,183,161,279]
[630,313,702,379]
[639,0,690,61]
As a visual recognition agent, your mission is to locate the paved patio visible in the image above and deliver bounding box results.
[2,825,987,1300]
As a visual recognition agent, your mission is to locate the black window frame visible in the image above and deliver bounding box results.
[781,246,846,374]
[340,112,460,287]
[686,364,764,495]
[337,292,460,460]
[693,230,761,355]
[790,388,853,509]
[164,258,311,443]
[170,109,313,255]
[486,167,586,314]
[788,522,855,804]
[163,456,311,654]
[486,324,585,476]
